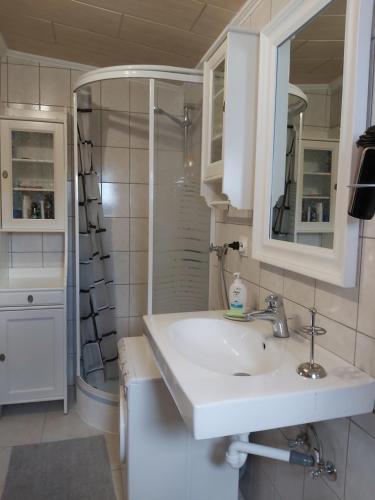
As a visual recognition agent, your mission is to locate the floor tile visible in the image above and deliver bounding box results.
[42,409,101,442]
[0,447,12,484]
[0,413,45,446]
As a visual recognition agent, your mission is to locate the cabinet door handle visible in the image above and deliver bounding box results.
[0,354,5,362]
[2,170,8,179]
[27,295,34,303]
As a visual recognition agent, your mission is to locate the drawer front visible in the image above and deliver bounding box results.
[0,290,64,307]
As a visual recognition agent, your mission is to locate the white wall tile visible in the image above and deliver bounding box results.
[260,263,284,294]
[130,113,149,149]
[130,148,149,183]
[102,147,130,183]
[283,271,315,309]
[12,252,43,268]
[315,313,356,363]
[130,184,148,217]
[8,64,39,104]
[351,412,375,440]
[40,67,70,106]
[345,423,375,500]
[112,284,129,317]
[358,238,375,338]
[102,111,129,147]
[110,252,130,285]
[130,80,149,113]
[12,233,43,252]
[312,418,349,498]
[43,252,64,267]
[130,251,148,284]
[42,233,64,252]
[130,283,148,316]
[130,218,148,251]
[355,332,375,377]
[115,317,129,339]
[102,183,130,218]
[129,316,145,337]
[71,70,101,109]
[315,280,358,329]
[283,299,311,334]
[303,471,339,500]
[105,217,130,251]
[101,79,129,111]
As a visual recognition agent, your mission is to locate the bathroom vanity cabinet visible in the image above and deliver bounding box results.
[0,114,66,231]
[0,271,67,412]
[201,28,258,209]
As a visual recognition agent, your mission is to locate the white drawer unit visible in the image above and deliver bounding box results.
[0,289,64,308]
[0,308,66,406]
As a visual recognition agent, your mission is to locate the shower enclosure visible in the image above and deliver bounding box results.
[73,66,210,431]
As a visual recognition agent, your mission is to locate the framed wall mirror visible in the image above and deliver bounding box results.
[252,0,373,286]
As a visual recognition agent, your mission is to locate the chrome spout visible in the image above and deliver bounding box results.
[244,295,289,338]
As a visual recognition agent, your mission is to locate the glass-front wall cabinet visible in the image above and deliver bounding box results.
[210,59,225,167]
[0,119,65,230]
[296,140,338,247]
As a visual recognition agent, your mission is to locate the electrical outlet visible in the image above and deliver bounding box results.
[239,236,248,257]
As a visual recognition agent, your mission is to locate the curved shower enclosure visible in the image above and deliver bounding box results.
[73,66,210,431]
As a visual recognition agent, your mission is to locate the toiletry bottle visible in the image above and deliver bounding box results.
[229,272,247,313]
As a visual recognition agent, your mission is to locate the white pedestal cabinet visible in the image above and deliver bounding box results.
[0,109,68,413]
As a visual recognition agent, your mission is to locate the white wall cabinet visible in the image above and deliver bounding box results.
[201,29,259,209]
[0,306,66,409]
[0,117,66,231]
[295,140,339,238]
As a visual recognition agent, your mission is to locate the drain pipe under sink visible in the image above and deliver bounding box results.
[226,434,315,469]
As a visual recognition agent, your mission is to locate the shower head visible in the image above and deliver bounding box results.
[154,106,192,128]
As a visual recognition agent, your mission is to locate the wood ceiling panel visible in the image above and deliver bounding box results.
[192,4,234,38]
[2,32,116,67]
[290,58,343,84]
[0,0,123,38]
[77,0,205,30]
[322,0,347,15]
[120,17,213,59]
[296,14,345,41]
[0,11,54,44]
[206,0,246,11]
[55,24,196,67]
[292,40,344,59]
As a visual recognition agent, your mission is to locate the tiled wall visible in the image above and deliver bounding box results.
[87,77,150,339]
[209,1,375,499]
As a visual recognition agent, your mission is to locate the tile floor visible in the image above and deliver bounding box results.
[0,389,124,500]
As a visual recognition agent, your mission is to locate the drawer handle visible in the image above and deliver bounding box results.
[0,353,5,362]
[27,295,34,303]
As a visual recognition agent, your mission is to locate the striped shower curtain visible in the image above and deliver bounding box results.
[77,110,118,387]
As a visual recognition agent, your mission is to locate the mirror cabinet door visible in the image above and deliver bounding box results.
[253,0,372,286]
[271,0,346,249]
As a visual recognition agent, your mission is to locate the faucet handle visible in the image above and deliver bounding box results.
[265,294,282,309]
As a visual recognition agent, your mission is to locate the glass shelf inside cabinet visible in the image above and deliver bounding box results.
[210,59,225,164]
[11,130,55,220]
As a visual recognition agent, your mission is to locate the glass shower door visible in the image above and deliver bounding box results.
[151,80,210,314]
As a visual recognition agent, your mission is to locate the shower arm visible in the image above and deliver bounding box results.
[154,106,192,128]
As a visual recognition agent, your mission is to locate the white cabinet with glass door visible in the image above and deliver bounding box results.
[0,118,66,231]
[201,29,258,210]
[295,140,339,238]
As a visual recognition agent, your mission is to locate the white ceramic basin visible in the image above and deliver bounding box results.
[144,310,375,440]
[169,318,282,376]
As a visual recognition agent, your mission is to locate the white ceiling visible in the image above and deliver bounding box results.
[0,0,247,68]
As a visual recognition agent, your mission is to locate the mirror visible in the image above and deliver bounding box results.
[271,0,346,249]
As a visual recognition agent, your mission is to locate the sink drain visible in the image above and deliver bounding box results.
[233,372,251,377]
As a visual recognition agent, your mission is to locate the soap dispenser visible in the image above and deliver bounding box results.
[229,272,247,313]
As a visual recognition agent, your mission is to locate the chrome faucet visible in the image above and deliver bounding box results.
[244,294,290,338]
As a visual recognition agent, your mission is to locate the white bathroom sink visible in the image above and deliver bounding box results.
[143,310,375,440]
[169,318,282,376]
